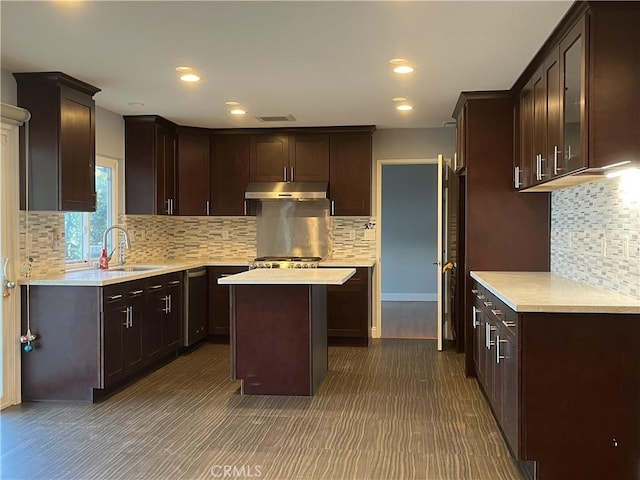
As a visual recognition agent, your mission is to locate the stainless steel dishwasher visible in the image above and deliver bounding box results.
[183,267,208,347]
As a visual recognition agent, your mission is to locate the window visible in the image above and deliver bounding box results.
[65,157,118,267]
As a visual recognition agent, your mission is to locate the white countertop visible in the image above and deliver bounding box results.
[20,258,373,286]
[218,268,356,285]
[471,271,640,314]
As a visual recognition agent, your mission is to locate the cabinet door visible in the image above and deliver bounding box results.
[103,304,126,387]
[532,66,547,184]
[250,135,289,182]
[455,104,467,172]
[560,18,586,174]
[289,134,329,182]
[163,275,183,351]
[208,267,246,340]
[518,80,535,188]
[59,86,97,212]
[472,304,485,382]
[177,131,210,215]
[210,135,250,215]
[157,126,177,215]
[123,288,144,373]
[142,280,165,362]
[327,267,370,345]
[545,49,562,179]
[329,133,372,216]
[501,335,519,455]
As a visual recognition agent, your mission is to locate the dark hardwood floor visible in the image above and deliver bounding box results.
[1,340,523,480]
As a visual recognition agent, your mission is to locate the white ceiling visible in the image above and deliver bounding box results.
[1,1,572,130]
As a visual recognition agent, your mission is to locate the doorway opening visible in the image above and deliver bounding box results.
[376,158,447,347]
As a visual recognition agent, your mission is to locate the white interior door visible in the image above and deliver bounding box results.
[436,154,446,351]
[1,105,29,409]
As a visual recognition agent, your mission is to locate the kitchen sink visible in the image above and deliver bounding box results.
[109,264,168,272]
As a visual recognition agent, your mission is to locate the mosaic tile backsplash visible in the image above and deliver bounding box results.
[19,213,376,278]
[551,175,640,300]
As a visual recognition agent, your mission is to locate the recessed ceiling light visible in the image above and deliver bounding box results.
[175,66,193,72]
[127,102,145,107]
[393,65,415,74]
[392,97,408,102]
[396,104,414,111]
[225,101,240,106]
[389,58,408,65]
[180,74,200,82]
[230,109,247,115]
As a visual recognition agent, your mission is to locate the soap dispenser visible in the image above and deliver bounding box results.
[99,248,109,270]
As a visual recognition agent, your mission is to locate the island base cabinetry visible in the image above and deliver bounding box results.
[471,280,640,480]
[231,284,327,396]
[327,267,371,346]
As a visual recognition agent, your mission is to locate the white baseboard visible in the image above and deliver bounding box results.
[381,293,437,302]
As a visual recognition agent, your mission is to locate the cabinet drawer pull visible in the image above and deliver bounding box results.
[477,294,485,300]
[496,335,507,364]
[502,320,516,328]
[148,284,163,290]
[108,294,123,300]
[485,323,496,349]
[472,305,478,329]
[130,289,144,295]
[491,309,502,317]
[483,301,493,307]
[471,289,478,294]
[168,280,181,285]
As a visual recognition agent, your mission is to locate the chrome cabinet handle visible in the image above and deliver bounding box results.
[108,294,123,301]
[168,280,181,285]
[472,305,478,329]
[483,301,493,307]
[485,323,497,349]
[148,284,163,290]
[477,294,485,300]
[283,166,287,182]
[206,200,210,216]
[514,166,521,189]
[471,289,478,294]
[168,294,172,313]
[130,289,144,295]
[243,200,247,216]
[331,201,335,216]
[502,320,516,328]
[553,145,562,175]
[290,166,294,182]
[121,306,132,328]
[496,336,507,364]
[491,309,502,317]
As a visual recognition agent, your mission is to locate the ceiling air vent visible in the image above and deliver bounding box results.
[255,114,296,122]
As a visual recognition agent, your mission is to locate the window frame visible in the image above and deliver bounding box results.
[65,156,119,270]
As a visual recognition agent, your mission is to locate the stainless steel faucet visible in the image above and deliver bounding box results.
[102,225,132,266]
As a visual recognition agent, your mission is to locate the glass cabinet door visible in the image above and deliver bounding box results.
[561,19,586,174]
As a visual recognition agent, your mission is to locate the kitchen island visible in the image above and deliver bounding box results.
[219,268,355,396]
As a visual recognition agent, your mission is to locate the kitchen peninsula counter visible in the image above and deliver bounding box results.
[220,268,356,396]
[471,271,640,314]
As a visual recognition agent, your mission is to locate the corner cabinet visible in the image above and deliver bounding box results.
[14,72,101,212]
[210,135,250,216]
[515,2,640,190]
[176,127,211,216]
[124,115,177,215]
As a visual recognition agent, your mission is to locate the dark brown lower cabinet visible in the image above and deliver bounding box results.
[327,267,371,346]
[471,280,639,479]
[208,266,247,342]
[21,273,184,402]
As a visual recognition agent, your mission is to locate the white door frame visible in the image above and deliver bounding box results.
[1,103,30,409]
[374,157,442,344]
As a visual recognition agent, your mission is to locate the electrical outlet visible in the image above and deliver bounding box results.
[51,232,60,251]
[222,231,229,240]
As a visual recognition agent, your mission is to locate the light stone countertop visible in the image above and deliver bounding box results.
[19,258,372,286]
[218,268,356,285]
[471,271,640,314]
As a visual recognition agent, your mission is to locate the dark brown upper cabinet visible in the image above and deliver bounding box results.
[514,2,639,191]
[176,128,210,216]
[329,132,372,216]
[124,115,177,215]
[249,135,289,182]
[454,103,467,173]
[288,134,330,182]
[14,72,100,212]
[250,133,330,183]
[210,134,250,216]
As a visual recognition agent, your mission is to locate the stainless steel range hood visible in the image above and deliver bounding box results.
[244,181,328,200]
